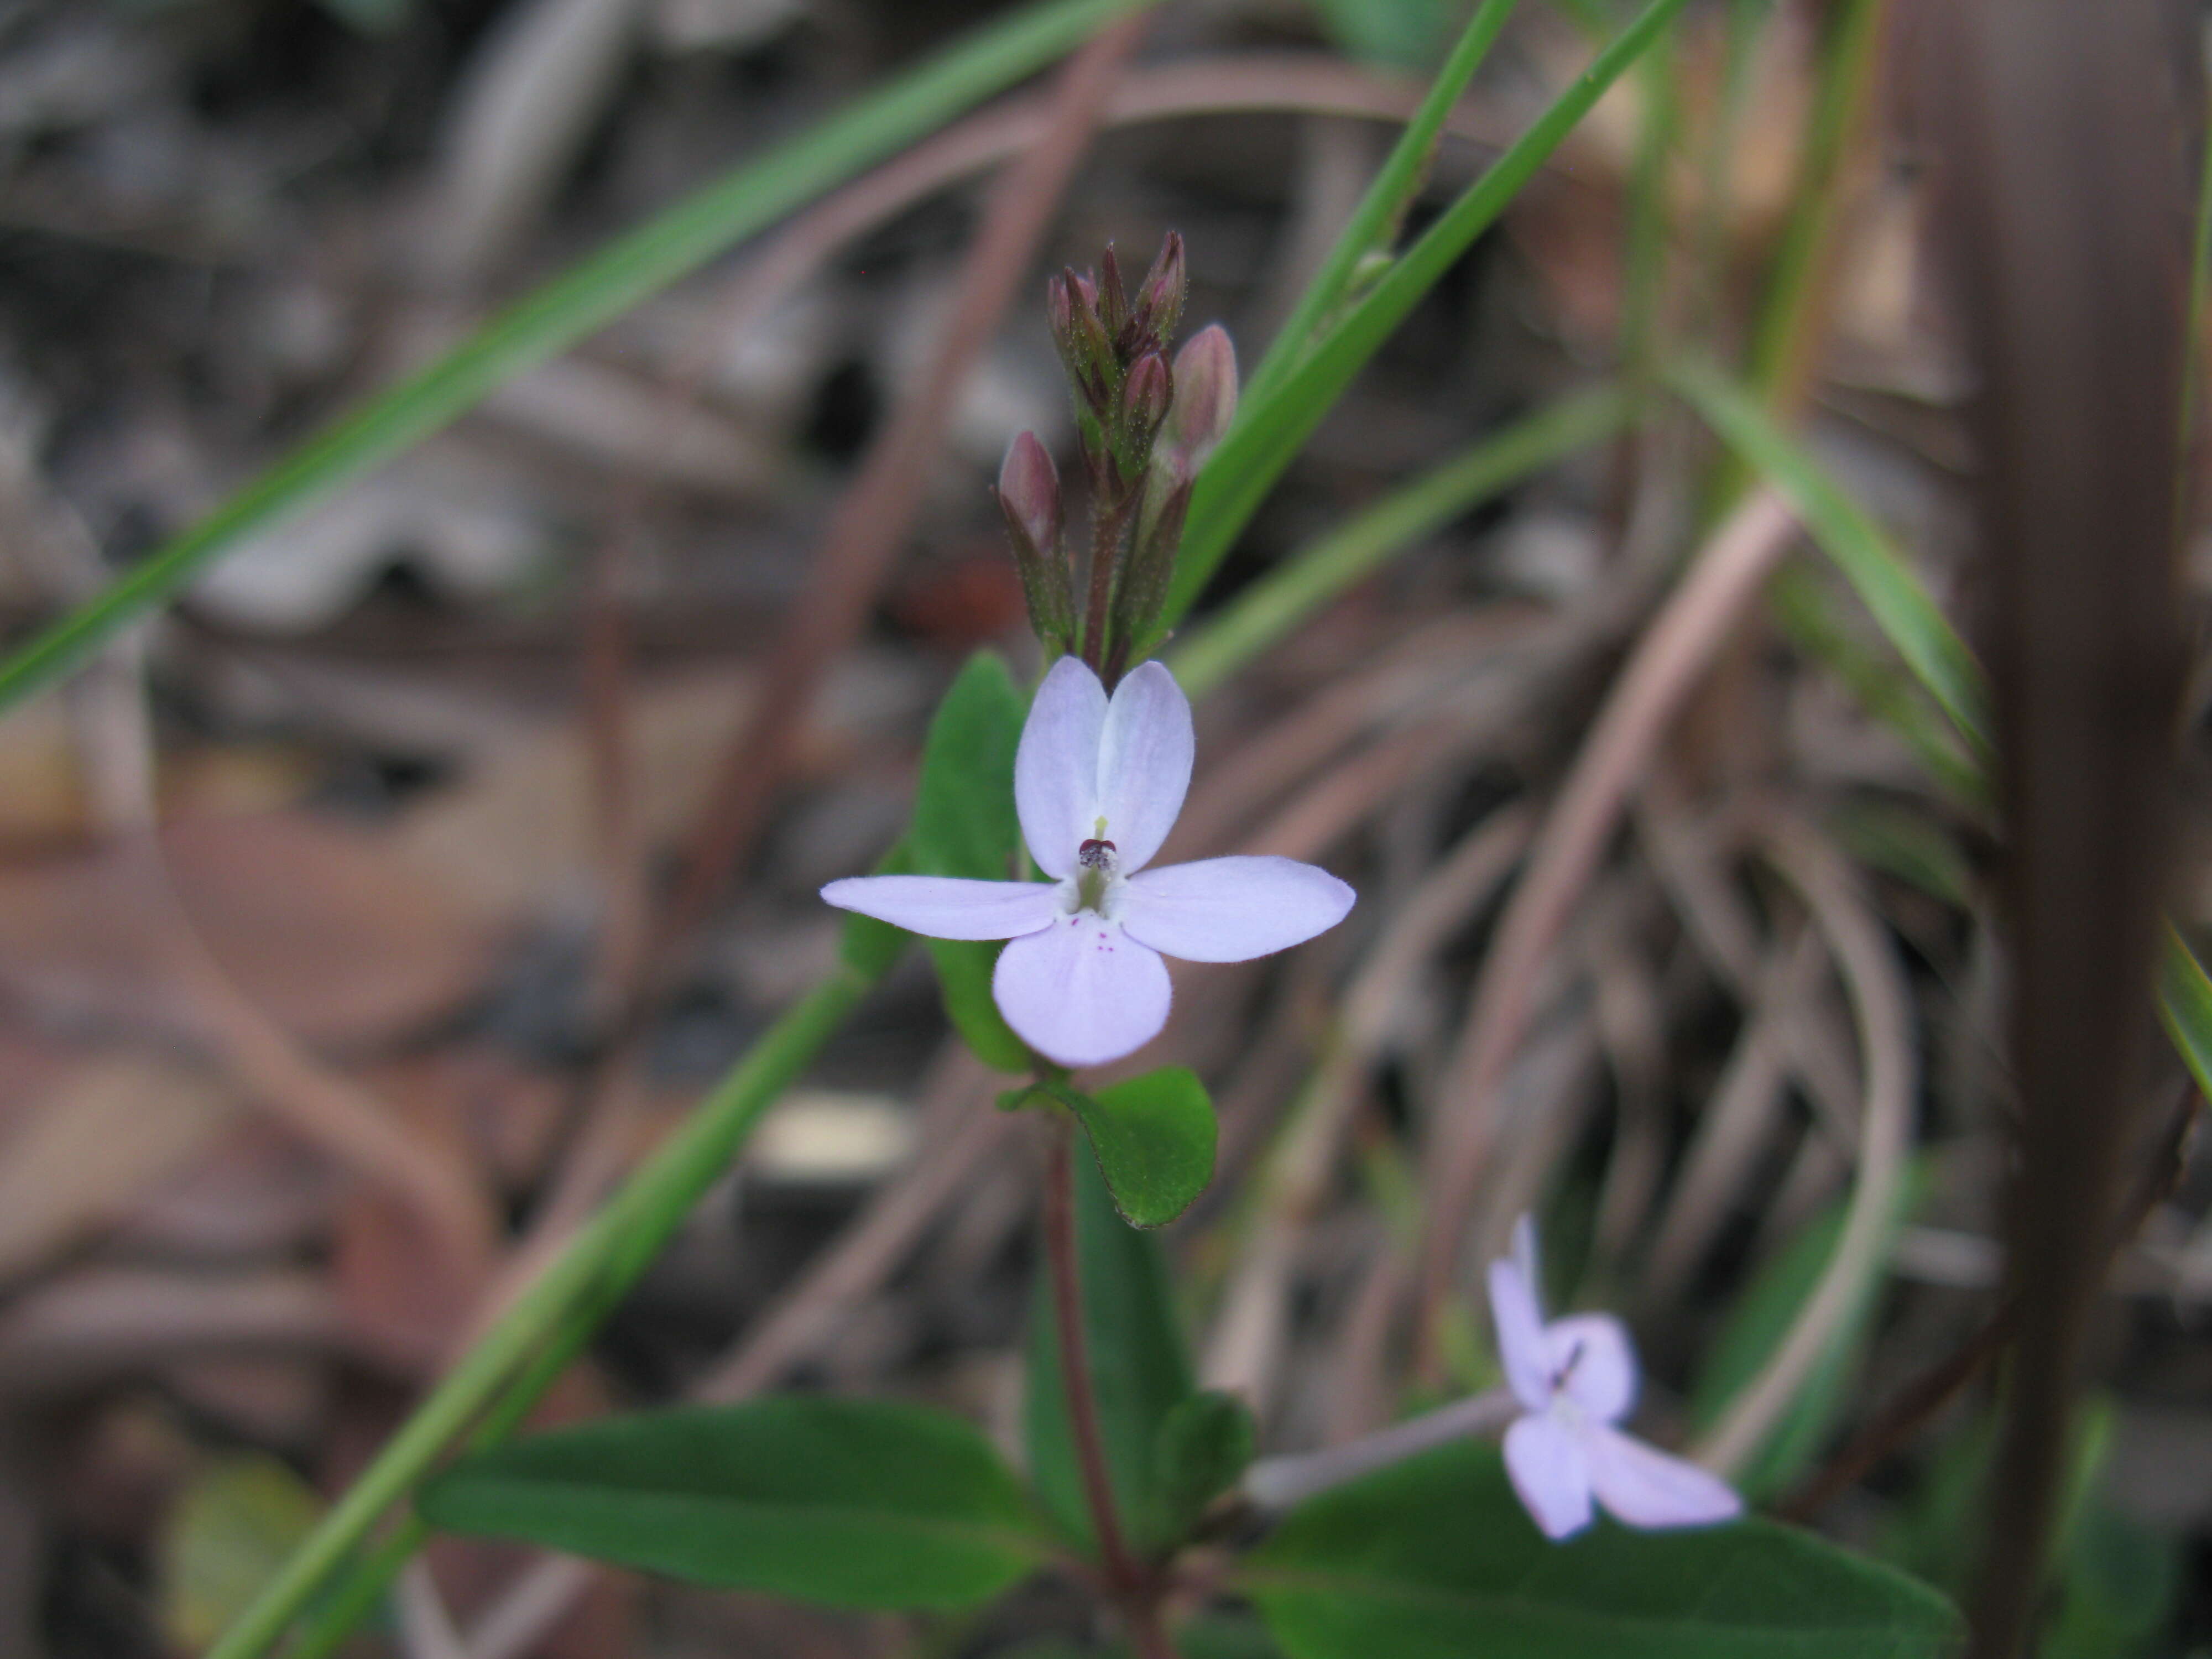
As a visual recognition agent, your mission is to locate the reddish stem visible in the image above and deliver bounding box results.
[1042,1117,1177,1659]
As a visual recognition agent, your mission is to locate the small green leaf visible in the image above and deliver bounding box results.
[909,651,1037,1073]
[1025,1151,1195,1555]
[419,1397,1050,1610]
[1065,1067,1218,1228]
[1150,1390,1256,1546]
[1242,1441,1963,1659]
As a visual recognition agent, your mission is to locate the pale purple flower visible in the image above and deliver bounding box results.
[1489,1215,1742,1541]
[821,658,1354,1068]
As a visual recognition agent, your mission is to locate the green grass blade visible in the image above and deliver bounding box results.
[1159,0,1695,637]
[1168,384,1630,700]
[0,0,1152,712]
[2158,926,2212,1103]
[1239,0,1521,411]
[1670,354,1994,759]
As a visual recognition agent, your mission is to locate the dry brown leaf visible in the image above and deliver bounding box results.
[0,811,499,1047]
[0,1053,243,1286]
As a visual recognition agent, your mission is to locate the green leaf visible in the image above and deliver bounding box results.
[1150,1390,1256,1546]
[1303,0,1458,68]
[1025,1150,1195,1554]
[1065,1067,1218,1228]
[1669,357,1992,761]
[1242,1441,1963,1659]
[1162,0,1693,639]
[909,651,1037,1073]
[2157,926,2212,1103]
[2044,1501,2182,1659]
[418,1396,1050,1610]
[1688,1165,1921,1501]
[0,0,1156,711]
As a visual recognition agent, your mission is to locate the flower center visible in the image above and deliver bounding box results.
[1074,834,1119,913]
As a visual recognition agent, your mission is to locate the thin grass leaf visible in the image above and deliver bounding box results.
[2158,927,2212,1103]
[1240,0,1520,410]
[1168,385,1630,700]
[1157,0,1696,638]
[1670,355,1993,758]
[0,0,1154,711]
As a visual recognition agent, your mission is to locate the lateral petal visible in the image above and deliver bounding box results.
[1486,1256,1553,1415]
[820,875,1062,941]
[1119,856,1354,962]
[1502,1414,1594,1541]
[991,914,1171,1068]
[1546,1313,1639,1426]
[1094,661,1193,873]
[1015,656,1108,879]
[1585,1425,1743,1531]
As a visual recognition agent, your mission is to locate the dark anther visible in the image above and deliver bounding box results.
[1077,838,1118,868]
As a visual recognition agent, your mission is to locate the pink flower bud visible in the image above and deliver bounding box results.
[997,431,1062,554]
[1097,244,1130,339]
[1131,231,1186,344]
[1121,350,1172,437]
[1164,325,1237,466]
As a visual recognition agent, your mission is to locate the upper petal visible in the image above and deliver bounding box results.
[1016,657,1108,879]
[1502,1413,1594,1541]
[1584,1425,1743,1531]
[1119,856,1354,962]
[821,875,1062,941]
[1093,661,1193,873]
[1486,1256,1553,1415]
[991,915,1171,1068]
[1546,1313,1639,1425]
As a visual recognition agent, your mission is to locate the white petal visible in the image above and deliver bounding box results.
[1487,1259,1553,1414]
[1503,1414,1594,1541]
[991,915,1171,1068]
[1119,857,1354,963]
[1094,661,1193,873]
[1585,1425,1743,1531]
[820,875,1061,941]
[1546,1313,1639,1425]
[1016,657,1107,879]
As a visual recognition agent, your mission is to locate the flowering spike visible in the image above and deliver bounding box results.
[997,432,1074,653]
[1131,231,1186,346]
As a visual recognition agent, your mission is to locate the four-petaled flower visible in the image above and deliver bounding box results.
[821,657,1354,1068]
[1489,1215,1742,1541]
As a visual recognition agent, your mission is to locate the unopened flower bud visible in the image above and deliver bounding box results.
[996,432,1074,653]
[1048,269,1113,407]
[997,431,1062,555]
[1121,350,1172,447]
[1160,324,1238,473]
[1131,231,1186,346]
[1097,244,1130,342]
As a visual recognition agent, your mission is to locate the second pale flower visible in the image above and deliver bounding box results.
[822,657,1354,1067]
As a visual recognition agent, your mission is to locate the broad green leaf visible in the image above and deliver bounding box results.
[2044,1501,2181,1659]
[2157,926,2212,1103]
[1064,1067,1218,1228]
[1688,1165,1921,1501]
[159,1457,325,1656]
[909,651,1036,1071]
[1025,1150,1195,1554]
[1242,1440,1963,1659]
[1150,1390,1256,1546]
[0,0,1156,710]
[1162,0,1693,638]
[418,1396,1050,1610]
[1670,357,1992,760]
